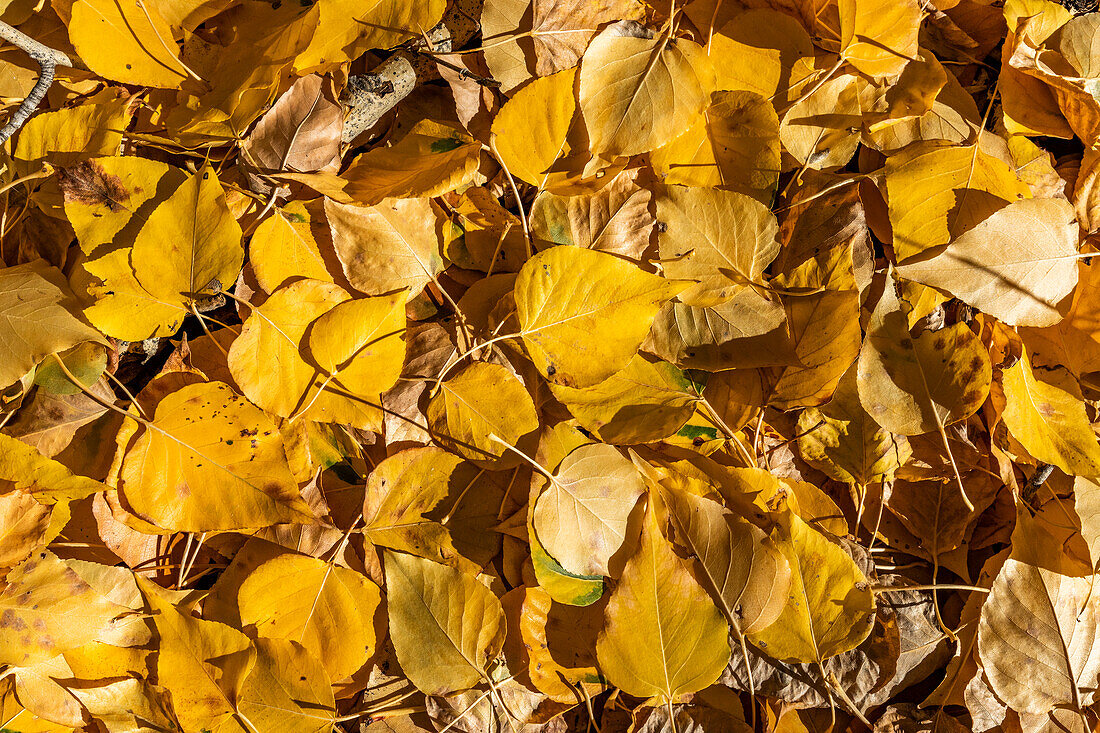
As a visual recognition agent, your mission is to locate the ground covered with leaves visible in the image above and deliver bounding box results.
[4,0,1100,731]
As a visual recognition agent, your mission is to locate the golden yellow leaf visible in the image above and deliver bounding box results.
[307,291,406,398]
[0,260,104,389]
[384,551,506,695]
[341,121,481,205]
[68,678,177,733]
[81,247,188,342]
[838,0,921,78]
[897,198,1080,327]
[885,141,1031,261]
[117,381,312,532]
[137,575,255,733]
[747,512,875,663]
[518,586,607,702]
[491,68,578,188]
[1002,350,1100,476]
[978,558,1100,715]
[0,551,125,667]
[0,491,53,569]
[69,0,191,87]
[427,362,539,467]
[237,638,335,733]
[248,202,333,292]
[650,90,780,199]
[532,443,646,577]
[237,554,381,681]
[857,281,991,435]
[325,197,443,298]
[515,245,686,388]
[0,433,106,504]
[596,503,730,702]
[578,25,715,157]
[657,185,780,306]
[294,0,446,72]
[779,60,864,170]
[549,354,701,445]
[708,11,813,99]
[13,92,129,169]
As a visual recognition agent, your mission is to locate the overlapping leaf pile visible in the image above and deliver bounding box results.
[3,0,1100,730]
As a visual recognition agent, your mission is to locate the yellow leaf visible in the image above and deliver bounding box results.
[426,362,540,467]
[60,156,187,256]
[13,92,129,168]
[549,354,700,445]
[885,141,1031,261]
[708,11,813,98]
[383,551,506,695]
[294,0,446,72]
[779,60,863,170]
[69,0,192,87]
[658,484,791,634]
[532,443,646,577]
[747,512,875,662]
[237,638,335,733]
[341,121,481,205]
[131,164,243,319]
[530,532,605,606]
[0,551,126,667]
[596,503,730,702]
[307,291,407,398]
[68,678,177,733]
[249,202,333,292]
[227,279,381,428]
[657,185,780,306]
[0,433,106,504]
[491,68,578,188]
[81,247,189,342]
[838,0,921,78]
[117,381,312,532]
[363,447,467,565]
[518,587,607,702]
[237,554,381,682]
[515,245,685,388]
[326,197,443,298]
[137,575,255,733]
[978,558,1100,715]
[896,197,1080,327]
[797,366,912,485]
[0,260,104,389]
[0,491,54,569]
[1002,350,1100,476]
[578,26,715,157]
[857,281,991,435]
[651,90,780,199]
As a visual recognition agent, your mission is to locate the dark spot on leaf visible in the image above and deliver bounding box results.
[57,161,129,211]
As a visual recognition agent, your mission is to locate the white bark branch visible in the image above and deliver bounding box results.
[0,20,75,145]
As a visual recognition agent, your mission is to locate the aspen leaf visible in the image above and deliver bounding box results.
[294,0,446,72]
[1074,476,1100,566]
[81,247,190,342]
[579,26,715,157]
[0,491,53,569]
[0,433,106,504]
[549,355,701,445]
[515,245,686,388]
[707,12,814,99]
[236,638,335,733]
[857,282,991,436]
[885,141,1031,261]
[69,0,192,87]
[530,532,605,607]
[13,93,128,168]
[68,678,178,733]
[427,362,540,467]
[491,68,578,188]
[596,503,730,702]
[325,197,443,298]
[248,202,333,292]
[532,443,646,577]
[978,558,1100,715]
[0,260,103,389]
[839,0,921,78]
[237,553,382,682]
[384,551,505,696]
[307,291,407,398]
[518,586,607,702]
[897,197,1080,327]
[117,381,312,532]
[1001,351,1100,477]
[137,575,255,733]
[779,62,863,170]
[657,185,780,306]
[747,512,876,663]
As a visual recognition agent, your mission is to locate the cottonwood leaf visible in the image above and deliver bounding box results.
[897,197,1080,327]
[657,185,780,306]
[579,25,715,157]
[241,74,342,176]
[248,201,333,292]
[518,586,607,702]
[838,0,921,78]
[857,281,991,435]
[596,503,730,702]
[0,491,54,569]
[427,362,540,467]
[747,512,876,663]
[1074,476,1100,567]
[515,245,686,388]
[326,197,443,298]
[0,260,104,389]
[1001,350,1100,476]
[237,553,382,682]
[307,291,407,398]
[384,551,505,696]
[532,443,647,577]
[0,433,106,504]
[237,638,336,733]
[69,0,192,87]
[117,381,312,532]
[978,558,1100,715]
[294,0,446,72]
[491,68,578,188]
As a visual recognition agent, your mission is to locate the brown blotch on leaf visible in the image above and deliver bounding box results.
[57,161,130,212]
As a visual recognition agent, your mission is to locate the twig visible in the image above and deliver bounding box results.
[0,20,76,145]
